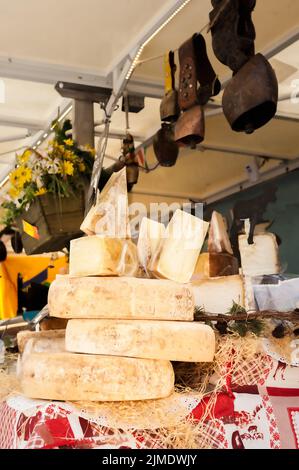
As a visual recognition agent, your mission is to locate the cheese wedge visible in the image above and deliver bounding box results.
[193,275,245,314]
[192,253,239,280]
[239,233,281,276]
[137,218,165,272]
[208,211,233,255]
[48,276,194,321]
[66,319,215,362]
[149,209,209,283]
[20,353,175,401]
[69,236,138,277]
[80,167,131,238]
[17,330,65,354]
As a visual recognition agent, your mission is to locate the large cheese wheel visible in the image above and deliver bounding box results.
[65,319,215,362]
[20,353,174,401]
[48,276,194,321]
[17,330,65,354]
[193,275,245,314]
[69,236,138,277]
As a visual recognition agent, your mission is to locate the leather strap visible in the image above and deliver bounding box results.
[178,33,221,111]
[164,51,177,93]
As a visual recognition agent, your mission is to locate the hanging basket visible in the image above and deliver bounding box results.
[16,191,86,255]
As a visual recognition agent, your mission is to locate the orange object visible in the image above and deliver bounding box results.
[0,253,67,320]
[22,220,40,240]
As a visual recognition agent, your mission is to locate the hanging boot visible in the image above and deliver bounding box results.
[209,0,256,74]
[175,33,221,148]
[222,53,278,134]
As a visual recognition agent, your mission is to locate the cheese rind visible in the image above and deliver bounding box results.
[17,330,65,354]
[21,353,175,401]
[48,276,194,321]
[149,209,209,283]
[208,211,233,255]
[193,275,245,314]
[69,236,138,277]
[239,233,280,276]
[192,253,239,280]
[66,319,215,362]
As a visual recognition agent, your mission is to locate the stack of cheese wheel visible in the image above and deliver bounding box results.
[20,272,216,402]
[20,183,216,402]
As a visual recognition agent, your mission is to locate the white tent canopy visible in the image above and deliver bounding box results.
[0,0,299,206]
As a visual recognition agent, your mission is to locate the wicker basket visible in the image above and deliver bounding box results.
[16,191,85,255]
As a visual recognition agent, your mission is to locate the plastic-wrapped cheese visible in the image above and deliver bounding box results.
[80,168,131,238]
[20,353,174,401]
[239,233,281,276]
[137,218,165,273]
[149,209,209,283]
[66,319,215,362]
[69,236,138,277]
[48,276,194,321]
[193,275,245,314]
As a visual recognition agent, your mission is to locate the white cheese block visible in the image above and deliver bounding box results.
[48,276,194,320]
[137,218,165,273]
[239,233,281,277]
[20,353,175,401]
[66,319,215,362]
[208,211,233,255]
[80,167,131,238]
[193,275,245,314]
[17,330,65,354]
[69,236,138,277]
[149,209,209,284]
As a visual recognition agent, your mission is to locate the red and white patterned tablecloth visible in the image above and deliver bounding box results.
[1,356,299,449]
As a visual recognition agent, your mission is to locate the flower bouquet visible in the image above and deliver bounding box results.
[1,120,95,254]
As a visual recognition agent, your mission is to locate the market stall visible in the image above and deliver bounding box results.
[0,0,299,452]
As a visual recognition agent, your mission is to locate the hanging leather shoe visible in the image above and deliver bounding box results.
[153,123,179,167]
[209,0,256,74]
[160,51,180,122]
[222,54,278,134]
[175,33,220,148]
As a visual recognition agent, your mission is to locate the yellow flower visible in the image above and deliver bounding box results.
[9,169,20,187]
[35,188,47,196]
[9,186,20,199]
[78,162,86,172]
[84,144,96,156]
[64,139,74,147]
[60,161,74,176]
[19,167,32,184]
[64,150,76,161]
